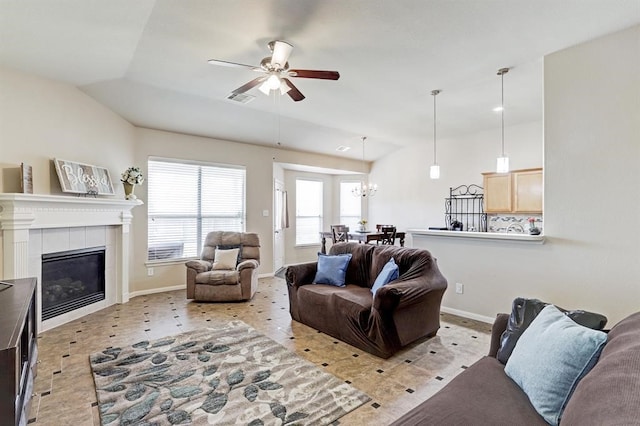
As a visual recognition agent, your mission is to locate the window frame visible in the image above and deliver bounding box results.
[294,178,324,247]
[146,156,246,264]
[339,180,362,232]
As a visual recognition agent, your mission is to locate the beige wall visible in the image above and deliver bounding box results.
[131,128,364,293]
[370,120,543,237]
[0,66,364,294]
[0,66,136,277]
[0,66,135,194]
[375,25,640,326]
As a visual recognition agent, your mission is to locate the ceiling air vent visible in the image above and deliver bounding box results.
[226,92,255,104]
[336,145,351,152]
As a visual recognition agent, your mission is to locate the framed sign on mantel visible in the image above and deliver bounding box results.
[53,158,115,195]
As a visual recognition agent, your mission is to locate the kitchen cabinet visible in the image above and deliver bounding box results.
[483,168,542,213]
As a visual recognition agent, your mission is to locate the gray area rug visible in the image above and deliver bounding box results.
[90,320,369,425]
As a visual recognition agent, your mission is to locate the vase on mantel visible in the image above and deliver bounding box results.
[123,182,137,200]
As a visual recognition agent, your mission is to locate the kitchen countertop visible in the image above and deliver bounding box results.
[407,229,545,243]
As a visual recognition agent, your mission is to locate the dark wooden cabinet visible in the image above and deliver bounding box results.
[0,278,38,426]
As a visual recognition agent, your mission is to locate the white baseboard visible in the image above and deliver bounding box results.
[441,306,495,324]
[129,284,186,299]
[128,275,277,299]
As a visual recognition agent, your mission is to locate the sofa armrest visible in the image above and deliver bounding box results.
[185,259,212,274]
[488,313,509,358]
[237,259,259,272]
[373,275,447,313]
[285,262,317,288]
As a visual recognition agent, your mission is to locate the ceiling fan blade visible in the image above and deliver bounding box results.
[208,59,259,70]
[231,76,268,95]
[270,41,293,69]
[282,78,305,102]
[288,69,340,80]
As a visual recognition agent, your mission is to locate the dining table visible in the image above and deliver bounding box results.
[319,230,405,254]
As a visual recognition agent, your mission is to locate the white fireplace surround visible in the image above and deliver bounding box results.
[0,194,142,332]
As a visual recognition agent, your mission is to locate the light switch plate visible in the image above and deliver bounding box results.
[262,210,269,217]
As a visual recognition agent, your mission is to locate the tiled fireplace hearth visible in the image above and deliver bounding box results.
[0,194,141,331]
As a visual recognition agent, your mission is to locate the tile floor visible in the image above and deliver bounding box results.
[27,277,492,425]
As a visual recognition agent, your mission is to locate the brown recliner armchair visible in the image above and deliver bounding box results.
[186,231,260,302]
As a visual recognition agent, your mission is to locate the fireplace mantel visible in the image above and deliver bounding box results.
[0,193,142,230]
[0,194,142,324]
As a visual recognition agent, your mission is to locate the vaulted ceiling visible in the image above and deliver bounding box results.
[1,1,638,161]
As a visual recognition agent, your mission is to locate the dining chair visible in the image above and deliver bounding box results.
[331,225,350,243]
[378,226,397,245]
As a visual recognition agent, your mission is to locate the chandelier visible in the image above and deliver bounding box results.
[352,136,378,197]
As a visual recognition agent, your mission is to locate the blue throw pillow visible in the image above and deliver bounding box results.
[504,304,607,426]
[371,257,399,295]
[313,253,352,287]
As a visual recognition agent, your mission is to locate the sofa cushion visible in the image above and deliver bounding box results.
[390,356,548,425]
[195,270,239,285]
[561,311,640,425]
[497,297,608,364]
[297,284,365,337]
[212,247,240,270]
[313,253,352,287]
[371,257,399,295]
[505,305,607,426]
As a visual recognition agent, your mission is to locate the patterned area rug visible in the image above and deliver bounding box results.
[90,320,369,425]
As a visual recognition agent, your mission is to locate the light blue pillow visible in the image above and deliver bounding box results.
[313,253,352,287]
[504,304,607,426]
[371,257,399,295]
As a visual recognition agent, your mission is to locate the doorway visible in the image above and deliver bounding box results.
[273,178,286,273]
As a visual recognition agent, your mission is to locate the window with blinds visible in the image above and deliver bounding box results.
[147,158,246,261]
[340,181,362,231]
[295,179,323,245]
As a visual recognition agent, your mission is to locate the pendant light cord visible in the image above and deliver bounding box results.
[497,68,509,157]
[501,71,505,157]
[430,90,441,164]
[433,92,437,162]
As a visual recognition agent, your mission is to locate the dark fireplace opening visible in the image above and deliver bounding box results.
[41,247,106,321]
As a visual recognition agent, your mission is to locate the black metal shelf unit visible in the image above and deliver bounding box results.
[445,184,487,232]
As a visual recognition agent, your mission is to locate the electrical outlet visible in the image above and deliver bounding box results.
[147,268,154,277]
[455,282,464,294]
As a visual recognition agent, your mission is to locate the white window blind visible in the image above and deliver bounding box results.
[147,159,245,261]
[295,179,323,245]
[340,181,362,231]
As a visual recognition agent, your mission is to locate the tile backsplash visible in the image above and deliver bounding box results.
[488,214,543,234]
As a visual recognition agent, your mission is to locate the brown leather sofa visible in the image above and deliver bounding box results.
[285,242,447,358]
[391,310,640,425]
[186,231,260,302]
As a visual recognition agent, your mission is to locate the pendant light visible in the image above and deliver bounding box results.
[430,89,441,179]
[352,136,378,197]
[496,67,510,173]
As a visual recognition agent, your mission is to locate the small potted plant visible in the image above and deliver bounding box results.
[358,219,367,232]
[528,217,541,235]
[121,166,144,200]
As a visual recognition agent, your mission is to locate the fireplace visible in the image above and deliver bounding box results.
[41,247,106,320]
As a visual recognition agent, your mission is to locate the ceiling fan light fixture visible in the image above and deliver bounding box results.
[266,74,281,89]
[279,81,291,95]
[258,82,271,95]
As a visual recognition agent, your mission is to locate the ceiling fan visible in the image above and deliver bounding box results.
[208,40,340,102]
